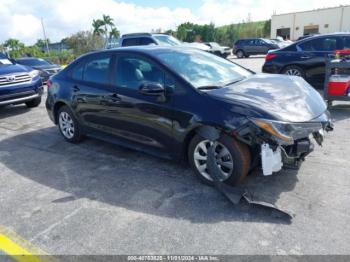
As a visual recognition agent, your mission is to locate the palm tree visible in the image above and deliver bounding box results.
[3,39,25,58]
[109,27,120,40]
[101,15,114,43]
[92,19,104,36]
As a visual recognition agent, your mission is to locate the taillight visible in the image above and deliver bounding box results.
[265,53,277,61]
[47,80,52,88]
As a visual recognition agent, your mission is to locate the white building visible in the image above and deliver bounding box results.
[271,5,350,40]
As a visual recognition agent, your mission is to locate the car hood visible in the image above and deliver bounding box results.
[182,42,211,51]
[208,74,327,122]
[31,64,61,70]
[0,64,33,75]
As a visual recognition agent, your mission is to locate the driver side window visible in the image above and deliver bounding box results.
[114,56,164,90]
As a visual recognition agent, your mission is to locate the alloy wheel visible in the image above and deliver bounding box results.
[285,68,302,76]
[193,140,234,181]
[59,111,75,139]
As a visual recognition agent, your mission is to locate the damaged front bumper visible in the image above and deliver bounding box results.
[235,111,333,176]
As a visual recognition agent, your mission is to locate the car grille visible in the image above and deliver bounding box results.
[0,73,32,87]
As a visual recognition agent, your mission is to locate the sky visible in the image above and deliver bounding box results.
[1,0,349,45]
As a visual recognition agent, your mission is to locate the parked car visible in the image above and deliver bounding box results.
[262,33,350,88]
[296,34,318,41]
[233,38,279,58]
[204,42,231,58]
[119,33,210,51]
[15,57,61,83]
[0,53,43,108]
[46,46,332,186]
[270,38,291,49]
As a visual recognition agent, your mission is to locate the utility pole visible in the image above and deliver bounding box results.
[41,17,50,56]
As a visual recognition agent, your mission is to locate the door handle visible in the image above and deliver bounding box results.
[102,94,121,103]
[73,85,80,92]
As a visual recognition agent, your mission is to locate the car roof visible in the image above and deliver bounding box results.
[16,57,42,61]
[121,33,168,38]
[79,46,203,59]
[296,32,350,43]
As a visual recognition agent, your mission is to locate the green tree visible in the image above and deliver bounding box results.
[3,38,25,58]
[64,31,104,57]
[92,19,105,36]
[92,14,120,45]
[109,27,120,40]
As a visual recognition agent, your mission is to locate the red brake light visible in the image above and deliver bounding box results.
[265,53,277,61]
[47,80,52,88]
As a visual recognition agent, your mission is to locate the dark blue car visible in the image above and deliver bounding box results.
[0,53,43,108]
[262,33,350,88]
[46,46,332,186]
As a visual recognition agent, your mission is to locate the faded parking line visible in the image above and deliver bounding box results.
[0,226,56,262]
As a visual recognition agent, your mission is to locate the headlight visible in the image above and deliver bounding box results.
[29,70,40,78]
[251,118,323,144]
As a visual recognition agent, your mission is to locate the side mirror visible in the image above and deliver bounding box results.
[139,82,165,96]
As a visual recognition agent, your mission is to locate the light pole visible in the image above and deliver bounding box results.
[41,17,50,56]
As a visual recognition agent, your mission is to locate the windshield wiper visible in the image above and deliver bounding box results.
[224,77,246,86]
[197,85,222,90]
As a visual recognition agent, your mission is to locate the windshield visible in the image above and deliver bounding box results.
[210,42,220,47]
[18,58,51,66]
[262,39,274,44]
[154,49,252,88]
[153,35,182,46]
[0,53,12,65]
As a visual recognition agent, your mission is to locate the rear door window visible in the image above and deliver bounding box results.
[343,36,350,49]
[122,38,140,47]
[299,37,339,52]
[83,55,111,85]
[71,62,84,81]
[140,37,156,45]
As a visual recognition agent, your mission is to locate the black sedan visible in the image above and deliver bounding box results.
[15,57,62,83]
[46,46,332,186]
[262,33,350,88]
[204,42,231,58]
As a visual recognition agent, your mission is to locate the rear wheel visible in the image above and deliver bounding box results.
[57,106,83,143]
[236,50,245,59]
[188,134,251,186]
[282,65,305,78]
[25,97,41,108]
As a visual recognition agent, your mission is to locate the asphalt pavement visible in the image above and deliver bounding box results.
[1,57,350,256]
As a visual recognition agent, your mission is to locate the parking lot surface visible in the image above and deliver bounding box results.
[1,57,350,256]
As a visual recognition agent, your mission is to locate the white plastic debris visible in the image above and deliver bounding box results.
[261,143,283,176]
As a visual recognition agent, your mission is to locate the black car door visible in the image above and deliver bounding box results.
[256,39,269,54]
[70,52,116,133]
[297,36,341,86]
[98,53,176,158]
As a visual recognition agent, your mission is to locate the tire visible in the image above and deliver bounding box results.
[25,96,41,108]
[57,105,83,143]
[327,100,333,108]
[188,133,251,186]
[236,50,245,59]
[244,54,250,58]
[281,65,305,78]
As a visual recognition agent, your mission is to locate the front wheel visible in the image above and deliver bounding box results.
[25,97,41,108]
[57,106,83,143]
[188,134,251,186]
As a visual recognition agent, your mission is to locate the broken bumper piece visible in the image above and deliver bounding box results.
[261,137,315,176]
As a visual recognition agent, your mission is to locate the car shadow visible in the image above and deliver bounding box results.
[329,103,350,122]
[0,127,298,225]
[0,104,31,119]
